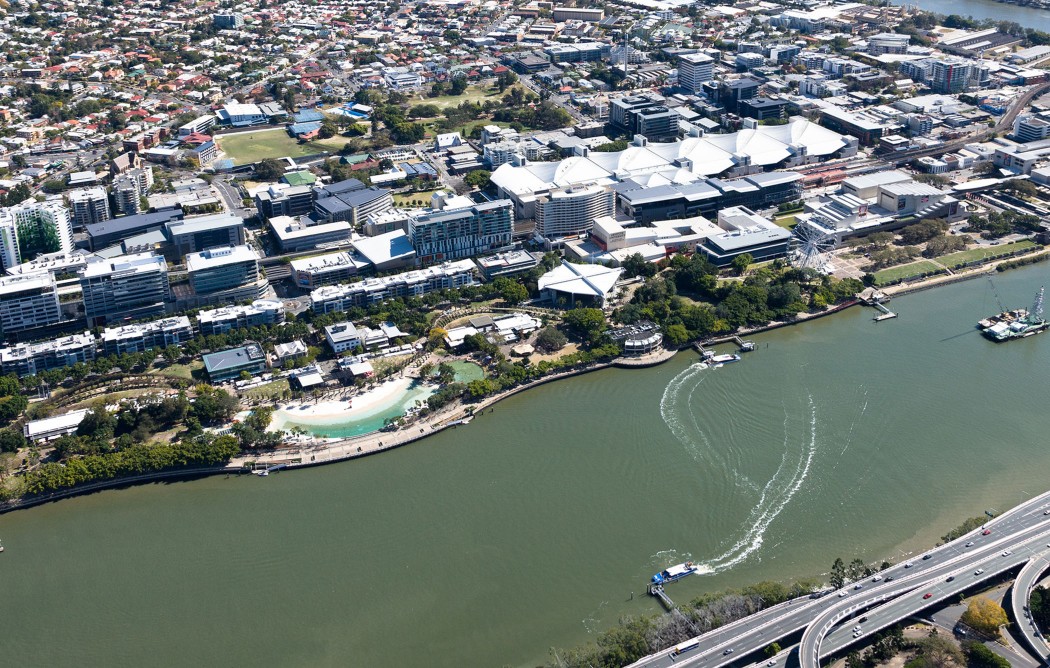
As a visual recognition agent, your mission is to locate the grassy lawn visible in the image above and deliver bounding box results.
[774,215,798,229]
[418,84,521,109]
[307,136,354,153]
[393,189,444,206]
[216,128,332,164]
[936,240,1039,268]
[150,361,203,381]
[874,260,944,286]
[242,379,289,401]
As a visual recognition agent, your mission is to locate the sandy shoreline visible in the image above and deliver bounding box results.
[268,376,433,430]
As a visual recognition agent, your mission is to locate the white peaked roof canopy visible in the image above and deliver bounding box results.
[538,261,623,299]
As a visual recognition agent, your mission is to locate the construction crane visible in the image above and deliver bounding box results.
[1031,286,1044,322]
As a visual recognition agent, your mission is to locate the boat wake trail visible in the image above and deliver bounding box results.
[659,369,820,574]
[581,599,609,634]
[839,386,868,456]
[660,363,731,475]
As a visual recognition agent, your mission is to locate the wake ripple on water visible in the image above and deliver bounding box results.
[658,363,821,574]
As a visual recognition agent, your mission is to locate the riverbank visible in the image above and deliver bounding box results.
[0,299,883,511]
[2,246,1042,512]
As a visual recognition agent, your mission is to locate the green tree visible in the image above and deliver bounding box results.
[562,308,607,344]
[663,323,690,347]
[830,557,847,589]
[463,169,492,190]
[436,362,457,385]
[254,158,285,181]
[621,252,656,279]
[764,642,782,658]
[534,327,567,353]
[76,404,116,443]
[317,119,339,139]
[898,219,948,245]
[962,640,1010,667]
[0,393,27,424]
[191,386,240,424]
[0,427,26,453]
[449,76,468,96]
[493,276,528,305]
[731,252,754,275]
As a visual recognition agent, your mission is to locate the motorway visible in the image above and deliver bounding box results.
[628,489,1050,668]
[1012,549,1050,663]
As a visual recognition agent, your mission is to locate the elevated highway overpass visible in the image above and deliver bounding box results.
[628,489,1050,668]
[1012,549,1050,664]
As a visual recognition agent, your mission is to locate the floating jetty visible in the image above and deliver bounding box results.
[695,334,756,358]
[253,463,288,476]
[872,302,897,322]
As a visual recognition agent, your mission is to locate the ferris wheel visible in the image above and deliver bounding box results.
[790,223,835,273]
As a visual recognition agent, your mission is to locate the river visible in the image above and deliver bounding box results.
[2,264,1050,668]
[891,0,1050,31]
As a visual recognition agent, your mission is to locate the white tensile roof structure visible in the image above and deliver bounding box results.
[538,261,623,307]
[491,118,852,198]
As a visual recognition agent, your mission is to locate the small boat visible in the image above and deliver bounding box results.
[651,561,699,585]
[709,354,741,364]
[448,416,474,427]
[255,469,269,477]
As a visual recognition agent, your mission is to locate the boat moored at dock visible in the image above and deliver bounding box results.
[651,561,699,585]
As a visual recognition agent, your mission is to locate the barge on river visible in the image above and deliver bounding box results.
[978,287,1047,342]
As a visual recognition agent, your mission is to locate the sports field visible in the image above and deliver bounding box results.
[215,128,329,163]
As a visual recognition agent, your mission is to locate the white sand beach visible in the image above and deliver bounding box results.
[268,376,432,431]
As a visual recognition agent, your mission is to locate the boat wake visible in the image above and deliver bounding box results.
[581,599,609,634]
[659,363,820,574]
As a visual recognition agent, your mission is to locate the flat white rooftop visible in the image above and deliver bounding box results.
[0,271,55,297]
[185,245,259,272]
[24,408,90,440]
[80,252,166,279]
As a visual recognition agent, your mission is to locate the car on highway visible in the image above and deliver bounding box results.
[885,576,894,582]
[723,648,733,656]
[854,584,865,590]
[1044,508,1049,515]
[767,660,776,666]
[922,554,932,560]
[1002,550,1012,556]
[904,562,914,568]
[965,541,974,547]
[947,576,955,582]
[975,568,985,575]
[982,529,992,535]
[838,590,848,597]
[872,575,882,581]
[923,593,933,599]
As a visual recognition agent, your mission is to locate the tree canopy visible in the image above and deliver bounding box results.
[961,596,1008,637]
